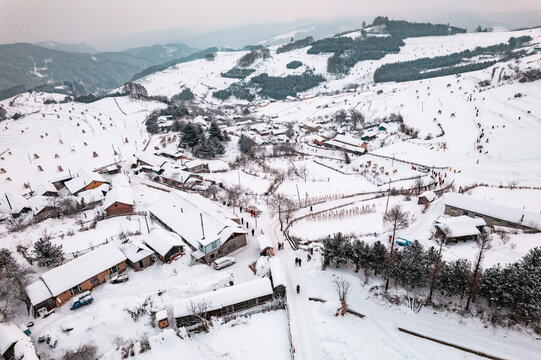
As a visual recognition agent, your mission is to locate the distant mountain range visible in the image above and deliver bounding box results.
[0,42,199,99]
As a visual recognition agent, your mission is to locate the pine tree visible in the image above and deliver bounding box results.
[322,233,347,269]
[209,121,224,141]
[369,241,387,276]
[32,238,64,267]
[350,240,368,272]
[437,259,471,298]
[394,240,429,289]
[181,122,200,149]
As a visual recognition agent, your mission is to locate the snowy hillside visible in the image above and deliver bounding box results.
[1,25,541,360]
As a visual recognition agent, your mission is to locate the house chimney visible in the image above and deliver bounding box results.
[200,213,205,240]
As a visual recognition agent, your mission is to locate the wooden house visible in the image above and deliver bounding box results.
[28,195,56,221]
[444,193,541,233]
[144,229,184,263]
[103,184,134,216]
[0,322,38,360]
[156,310,169,328]
[148,192,247,264]
[0,192,30,218]
[25,243,127,315]
[257,236,275,256]
[418,191,436,205]
[64,169,109,195]
[269,258,286,298]
[173,278,274,329]
[121,241,154,271]
[434,216,486,244]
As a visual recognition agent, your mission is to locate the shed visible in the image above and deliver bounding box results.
[156,310,169,328]
[257,236,275,256]
[144,229,184,262]
[435,216,486,243]
[418,191,436,205]
[121,241,155,271]
[28,195,56,221]
[103,185,134,216]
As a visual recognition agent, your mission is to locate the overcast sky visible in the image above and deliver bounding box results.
[1,0,540,45]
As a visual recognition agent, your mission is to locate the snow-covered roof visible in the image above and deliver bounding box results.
[144,229,183,257]
[111,174,130,188]
[40,243,126,296]
[332,134,365,148]
[33,181,57,196]
[445,193,541,230]
[173,277,273,318]
[27,195,50,215]
[435,215,486,238]
[325,139,366,153]
[0,322,25,355]
[257,236,273,251]
[419,191,436,202]
[184,159,205,169]
[103,185,134,209]
[156,310,168,321]
[13,337,39,360]
[120,240,154,263]
[64,169,108,194]
[0,192,29,214]
[134,151,168,168]
[148,191,246,250]
[78,187,105,205]
[269,257,287,288]
[25,279,53,306]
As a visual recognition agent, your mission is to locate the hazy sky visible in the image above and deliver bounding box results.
[1,0,540,45]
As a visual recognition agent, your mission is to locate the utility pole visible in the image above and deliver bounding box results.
[385,179,392,214]
[295,184,301,207]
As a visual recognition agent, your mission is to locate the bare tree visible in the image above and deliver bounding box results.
[507,180,518,190]
[188,298,212,331]
[269,194,294,231]
[383,205,410,291]
[414,177,424,195]
[465,232,491,311]
[333,276,351,316]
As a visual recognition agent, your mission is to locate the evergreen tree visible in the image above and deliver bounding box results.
[350,240,367,272]
[209,121,224,141]
[394,240,429,289]
[437,259,471,298]
[181,122,200,149]
[322,233,348,269]
[194,136,215,159]
[369,241,387,276]
[32,238,64,267]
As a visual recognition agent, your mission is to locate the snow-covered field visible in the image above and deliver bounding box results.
[1,27,541,360]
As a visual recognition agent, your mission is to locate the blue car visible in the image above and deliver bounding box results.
[71,291,94,310]
[396,238,412,246]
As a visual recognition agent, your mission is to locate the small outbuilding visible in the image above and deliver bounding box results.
[418,190,436,205]
[268,257,287,297]
[103,185,134,216]
[121,241,155,271]
[0,322,39,360]
[144,229,184,263]
[156,310,169,328]
[435,215,486,244]
[257,236,275,256]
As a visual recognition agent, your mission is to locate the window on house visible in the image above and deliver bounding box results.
[70,285,82,295]
[109,265,120,274]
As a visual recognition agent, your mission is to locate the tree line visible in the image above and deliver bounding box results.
[322,231,541,324]
[374,36,532,83]
[276,36,314,54]
[221,67,256,79]
[237,47,271,67]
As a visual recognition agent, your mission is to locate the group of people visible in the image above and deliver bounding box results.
[277,242,285,250]
[295,257,302,266]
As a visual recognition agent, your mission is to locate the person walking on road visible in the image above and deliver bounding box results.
[296,285,300,294]
[298,258,302,267]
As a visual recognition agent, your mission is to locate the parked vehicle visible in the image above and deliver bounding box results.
[396,237,412,246]
[71,291,93,310]
[213,256,236,270]
[37,307,55,318]
[110,273,129,284]
[417,166,429,173]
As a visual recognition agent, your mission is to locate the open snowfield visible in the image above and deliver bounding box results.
[1,27,541,360]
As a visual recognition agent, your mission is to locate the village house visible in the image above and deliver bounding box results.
[120,241,155,271]
[49,172,75,190]
[134,151,169,169]
[173,277,274,329]
[25,243,127,315]
[155,148,188,161]
[324,134,367,155]
[444,193,541,233]
[418,190,436,205]
[33,181,58,197]
[144,229,184,263]
[434,215,487,244]
[301,121,322,132]
[182,159,209,173]
[103,185,134,216]
[148,191,247,263]
[0,192,30,218]
[78,185,107,208]
[28,195,56,221]
[0,322,39,360]
[257,236,274,257]
[251,123,272,136]
[64,169,109,195]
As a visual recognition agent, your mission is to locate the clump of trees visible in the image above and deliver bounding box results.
[146,105,190,134]
[221,67,256,79]
[237,47,271,67]
[238,134,259,158]
[286,61,303,69]
[122,82,148,99]
[276,36,314,54]
[178,120,229,159]
[171,88,195,102]
[322,229,541,324]
[0,248,31,321]
[214,71,325,101]
[0,106,7,121]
